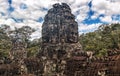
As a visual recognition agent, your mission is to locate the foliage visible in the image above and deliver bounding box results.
[27,38,42,57]
[79,23,120,56]
[0,24,11,58]
[0,23,120,58]
[0,25,38,58]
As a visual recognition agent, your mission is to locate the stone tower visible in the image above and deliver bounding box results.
[10,29,27,61]
[10,28,27,74]
[42,3,78,43]
[41,3,81,76]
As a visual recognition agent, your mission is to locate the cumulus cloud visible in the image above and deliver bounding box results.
[76,5,89,22]
[0,0,120,39]
[91,13,99,19]
[91,0,120,23]
[0,18,15,26]
[100,16,112,23]
[78,23,101,34]
[10,0,90,22]
[0,0,9,19]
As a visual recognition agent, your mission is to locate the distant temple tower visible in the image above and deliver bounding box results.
[10,28,27,74]
[41,3,81,75]
[10,38,27,61]
[10,29,27,61]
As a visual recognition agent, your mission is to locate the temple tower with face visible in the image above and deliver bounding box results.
[42,3,78,44]
[41,3,82,75]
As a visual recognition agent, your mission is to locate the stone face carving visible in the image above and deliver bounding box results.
[41,3,81,76]
[42,3,78,43]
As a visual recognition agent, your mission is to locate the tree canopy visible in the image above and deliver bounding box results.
[0,25,39,58]
[79,23,120,57]
[0,23,120,58]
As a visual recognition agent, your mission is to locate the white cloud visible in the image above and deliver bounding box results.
[10,0,90,22]
[11,0,48,20]
[0,0,9,19]
[0,18,15,25]
[73,4,90,22]
[108,2,120,15]
[31,30,41,40]
[72,0,90,7]
[92,0,110,14]
[71,0,90,14]
[91,13,99,19]
[76,13,88,22]
[92,0,120,21]
[100,16,112,23]
[78,23,101,34]
[0,0,120,39]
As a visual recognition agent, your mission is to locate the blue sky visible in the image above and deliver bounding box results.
[0,0,120,38]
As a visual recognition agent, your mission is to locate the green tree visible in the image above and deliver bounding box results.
[0,24,11,58]
[9,26,36,57]
[79,23,120,57]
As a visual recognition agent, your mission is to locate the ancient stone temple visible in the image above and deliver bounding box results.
[10,37,27,61]
[10,29,27,75]
[41,3,82,76]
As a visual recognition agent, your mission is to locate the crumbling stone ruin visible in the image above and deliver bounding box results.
[41,3,82,76]
[9,29,28,75]
[10,34,27,62]
[0,32,28,76]
[24,57,44,76]
[66,50,120,76]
